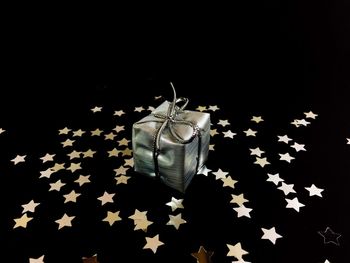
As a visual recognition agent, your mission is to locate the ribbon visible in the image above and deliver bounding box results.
[151,82,202,179]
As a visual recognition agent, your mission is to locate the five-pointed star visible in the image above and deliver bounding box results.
[104,132,117,140]
[233,205,253,218]
[218,119,230,127]
[267,173,284,185]
[191,246,214,263]
[67,150,81,160]
[73,129,85,137]
[0,128,5,134]
[212,168,228,180]
[67,162,82,172]
[114,166,129,175]
[208,105,219,111]
[108,148,121,157]
[61,139,75,147]
[279,153,295,163]
[11,154,26,165]
[166,197,184,211]
[261,227,282,244]
[209,144,215,151]
[249,147,265,157]
[113,125,125,133]
[254,157,270,167]
[285,197,305,212]
[318,227,341,245]
[231,194,249,206]
[291,119,301,127]
[49,180,66,192]
[277,182,296,195]
[143,234,164,253]
[121,148,133,156]
[243,128,257,137]
[305,184,324,197]
[39,168,54,179]
[98,191,115,205]
[304,111,318,119]
[63,190,81,203]
[13,213,33,229]
[198,165,212,176]
[134,106,145,112]
[221,176,238,188]
[22,200,40,213]
[40,153,55,163]
[277,135,292,144]
[251,116,264,123]
[166,213,187,230]
[290,142,306,152]
[227,242,249,260]
[298,119,310,126]
[50,162,65,172]
[103,211,121,226]
[118,138,130,146]
[210,129,219,136]
[196,106,207,112]
[91,106,102,113]
[223,130,236,139]
[124,158,134,167]
[115,175,130,185]
[58,127,71,135]
[114,110,125,116]
[55,213,75,229]
[29,255,45,263]
[75,174,91,186]
[83,149,96,158]
[91,128,103,136]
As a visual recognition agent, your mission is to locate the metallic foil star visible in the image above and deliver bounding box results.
[191,246,213,263]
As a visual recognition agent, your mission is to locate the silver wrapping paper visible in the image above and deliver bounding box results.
[132,101,210,192]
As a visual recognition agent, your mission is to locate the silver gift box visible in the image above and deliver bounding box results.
[132,100,210,193]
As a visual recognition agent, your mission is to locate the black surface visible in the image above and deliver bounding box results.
[1,2,350,262]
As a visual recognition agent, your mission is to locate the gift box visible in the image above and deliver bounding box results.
[132,85,210,193]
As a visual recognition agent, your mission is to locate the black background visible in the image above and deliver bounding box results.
[1,1,349,262]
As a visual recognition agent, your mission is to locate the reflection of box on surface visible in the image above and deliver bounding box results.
[132,100,210,193]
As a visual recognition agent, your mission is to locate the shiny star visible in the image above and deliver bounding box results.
[267,173,284,185]
[290,142,306,152]
[166,197,184,212]
[278,135,292,144]
[55,213,75,229]
[22,200,40,213]
[61,138,75,147]
[134,106,145,112]
[29,255,45,263]
[0,128,5,134]
[221,176,238,189]
[115,175,130,185]
[318,227,341,245]
[254,157,270,167]
[227,242,249,261]
[230,194,248,206]
[114,110,125,116]
[210,129,219,137]
[196,106,207,112]
[218,119,230,127]
[346,138,350,144]
[73,129,85,137]
[208,105,219,111]
[223,130,236,139]
[103,211,121,226]
[11,155,26,165]
[108,148,121,157]
[279,153,295,163]
[13,213,33,229]
[243,128,257,137]
[233,205,252,218]
[209,144,215,151]
[198,165,212,176]
[191,246,213,263]
[261,227,282,244]
[114,166,129,175]
[124,158,134,167]
[298,119,310,126]
[97,191,115,206]
[58,127,71,135]
[113,125,125,133]
[40,153,55,163]
[63,190,81,203]
[251,116,264,123]
[49,180,66,192]
[305,184,324,197]
[143,234,164,253]
[67,162,82,173]
[104,132,116,140]
[304,111,318,119]
[39,168,54,179]
[83,149,96,158]
[249,147,265,157]
[285,197,305,212]
[91,106,102,113]
[166,213,187,230]
[75,175,91,186]
[91,128,103,136]
[121,147,131,156]
[67,150,81,160]
[277,182,296,195]
[118,138,130,146]
[212,168,228,180]
[51,162,65,172]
